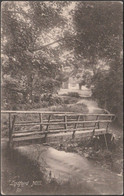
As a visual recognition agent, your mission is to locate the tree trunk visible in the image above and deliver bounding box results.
[27,73,34,103]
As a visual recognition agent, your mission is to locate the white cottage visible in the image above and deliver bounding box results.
[62,76,81,90]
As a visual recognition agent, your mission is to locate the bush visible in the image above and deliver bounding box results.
[92,60,123,126]
[62,96,80,104]
[49,96,63,106]
[63,99,70,104]
[41,93,63,106]
[49,103,88,113]
[68,92,80,98]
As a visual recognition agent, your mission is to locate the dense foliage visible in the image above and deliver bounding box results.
[1,2,123,125]
[73,2,123,125]
[1,2,65,109]
[92,58,123,125]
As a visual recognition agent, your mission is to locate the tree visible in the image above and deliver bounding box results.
[73,2,123,125]
[73,1,122,62]
[1,1,66,108]
[2,1,123,125]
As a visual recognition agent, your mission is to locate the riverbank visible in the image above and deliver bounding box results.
[50,129,123,175]
[1,141,123,195]
[1,97,123,195]
[0,141,104,195]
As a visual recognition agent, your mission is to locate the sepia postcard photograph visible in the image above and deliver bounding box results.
[1,1,123,195]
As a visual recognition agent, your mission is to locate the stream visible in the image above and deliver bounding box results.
[2,142,122,195]
[1,98,123,195]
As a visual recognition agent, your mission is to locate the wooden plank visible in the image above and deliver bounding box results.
[52,114,115,117]
[1,110,115,117]
[15,119,68,124]
[12,126,99,137]
[56,126,107,133]
[14,120,112,126]
[13,128,107,141]
[48,127,98,133]
[47,127,66,130]
[46,120,113,124]
[1,110,74,114]
[3,110,115,147]
[14,129,40,133]
[13,131,43,137]
[14,127,66,133]
[14,123,41,126]
[49,129,108,137]
[13,134,45,141]
[15,121,40,124]
[14,128,63,134]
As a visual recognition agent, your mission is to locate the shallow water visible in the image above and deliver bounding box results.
[77,99,103,113]
[15,144,123,195]
[1,97,123,195]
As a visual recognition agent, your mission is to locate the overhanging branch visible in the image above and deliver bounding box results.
[30,31,85,53]
[30,37,69,52]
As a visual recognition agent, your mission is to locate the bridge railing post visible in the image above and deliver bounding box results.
[39,113,43,131]
[9,113,11,145]
[64,115,67,132]
[1,111,115,146]
[44,114,51,142]
[82,115,85,128]
[92,115,99,138]
[97,115,100,129]
[72,115,80,139]
[106,115,113,133]
[9,114,16,147]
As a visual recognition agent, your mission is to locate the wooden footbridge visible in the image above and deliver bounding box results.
[1,110,115,147]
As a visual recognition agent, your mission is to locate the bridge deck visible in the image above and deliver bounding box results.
[13,129,107,142]
[1,110,115,147]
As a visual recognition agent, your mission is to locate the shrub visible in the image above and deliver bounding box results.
[49,96,63,106]
[68,92,80,98]
[92,60,123,126]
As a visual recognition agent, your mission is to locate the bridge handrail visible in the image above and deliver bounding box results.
[1,110,115,117]
[14,120,112,126]
[1,110,74,114]
[1,110,115,147]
